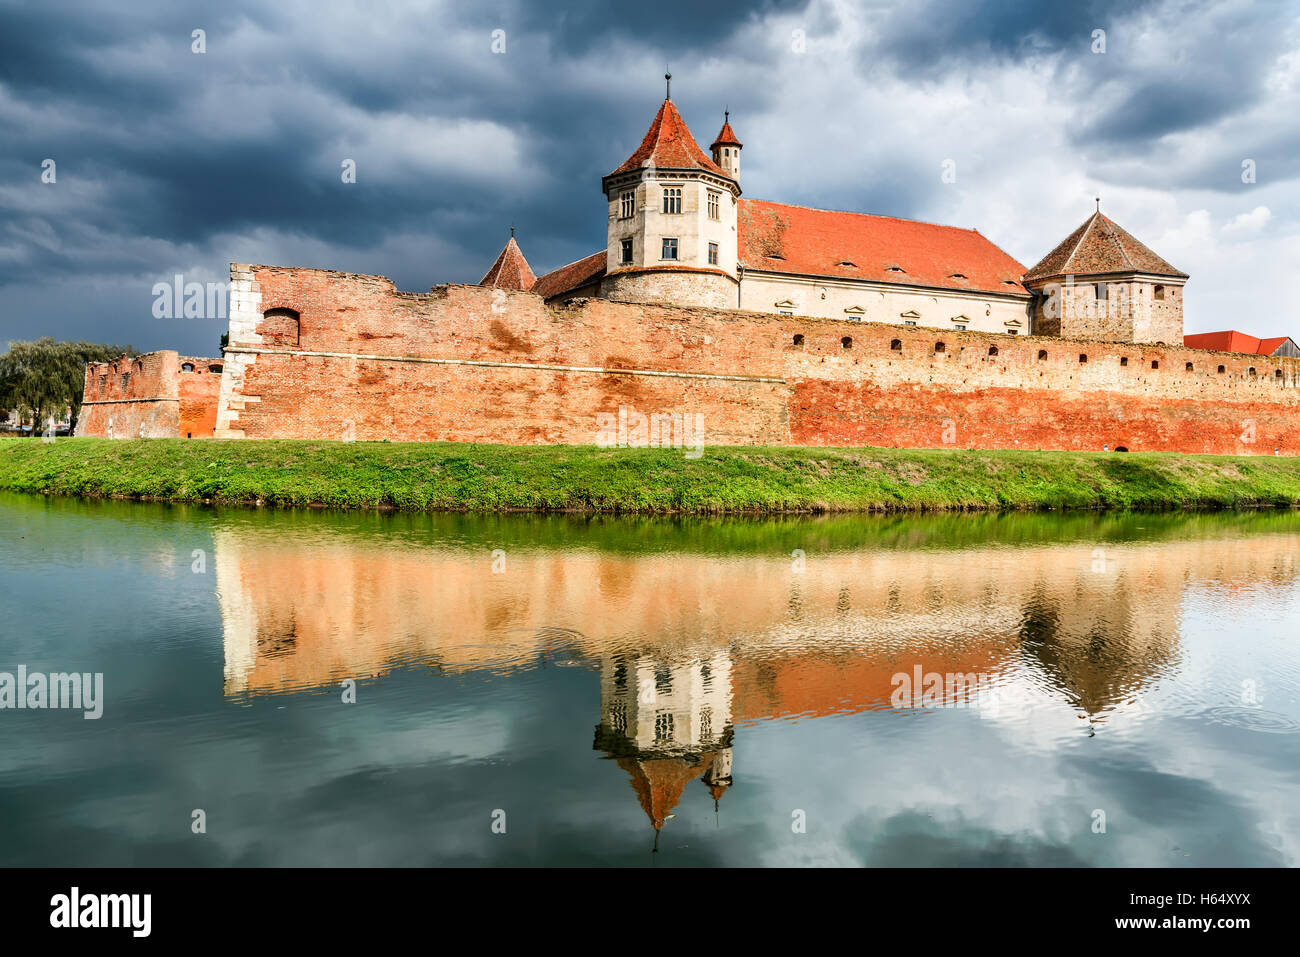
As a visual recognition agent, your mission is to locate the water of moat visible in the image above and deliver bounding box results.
[1,492,1298,867]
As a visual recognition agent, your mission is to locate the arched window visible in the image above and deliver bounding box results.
[1275,369,1284,380]
[934,341,946,354]
[209,364,223,373]
[792,334,804,346]
[180,362,195,372]
[1217,365,1226,374]
[841,336,853,350]
[1249,367,1257,377]
[890,339,902,352]
[1151,360,1159,370]
[1186,362,1194,371]
[988,346,998,357]
[1154,285,1165,300]
[1037,349,1048,361]
[261,307,300,346]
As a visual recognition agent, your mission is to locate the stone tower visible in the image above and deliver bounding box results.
[1023,207,1188,344]
[599,81,742,310]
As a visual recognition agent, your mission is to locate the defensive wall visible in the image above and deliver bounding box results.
[205,264,1300,455]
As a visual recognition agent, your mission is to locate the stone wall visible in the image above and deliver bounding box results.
[212,264,1300,455]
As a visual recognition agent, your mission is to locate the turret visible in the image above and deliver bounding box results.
[710,111,742,181]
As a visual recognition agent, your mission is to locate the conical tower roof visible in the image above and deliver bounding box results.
[478,235,536,290]
[711,116,742,150]
[1024,210,1187,282]
[607,99,730,179]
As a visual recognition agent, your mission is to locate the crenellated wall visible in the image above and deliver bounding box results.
[210,263,1300,454]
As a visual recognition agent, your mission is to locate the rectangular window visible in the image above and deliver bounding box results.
[954,324,966,331]
[1096,283,1108,300]
[707,189,720,221]
[662,238,678,260]
[707,242,718,265]
[904,320,917,326]
[662,187,682,214]
[619,191,634,219]
[620,238,633,264]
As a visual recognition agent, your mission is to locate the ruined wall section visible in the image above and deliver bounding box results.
[78,351,223,438]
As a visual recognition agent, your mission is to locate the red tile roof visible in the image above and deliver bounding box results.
[738,199,1030,296]
[710,118,742,150]
[1024,211,1187,282]
[530,250,607,300]
[608,99,731,179]
[478,236,536,290]
[1184,330,1297,355]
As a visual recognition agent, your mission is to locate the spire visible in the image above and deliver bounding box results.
[478,233,536,290]
[665,70,671,100]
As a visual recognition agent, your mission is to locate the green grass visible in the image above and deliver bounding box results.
[1,437,1299,513]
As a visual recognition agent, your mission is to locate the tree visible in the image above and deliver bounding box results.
[0,338,135,435]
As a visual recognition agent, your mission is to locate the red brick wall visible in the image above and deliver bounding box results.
[178,357,223,438]
[214,265,1300,455]
[78,351,223,438]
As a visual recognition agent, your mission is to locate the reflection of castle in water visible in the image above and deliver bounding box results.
[212,519,1300,833]
[592,652,735,836]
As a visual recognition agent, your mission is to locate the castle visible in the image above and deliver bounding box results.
[493,83,1190,346]
[77,87,1300,454]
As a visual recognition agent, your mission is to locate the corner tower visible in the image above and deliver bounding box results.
[1022,204,1188,344]
[599,77,741,310]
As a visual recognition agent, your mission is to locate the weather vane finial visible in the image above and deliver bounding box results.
[1095,196,1100,212]
[665,69,671,100]
[510,223,515,238]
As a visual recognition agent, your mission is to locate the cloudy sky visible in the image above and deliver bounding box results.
[1,0,1297,356]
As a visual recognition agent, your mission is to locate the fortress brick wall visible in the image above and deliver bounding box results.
[213,264,1300,454]
[78,351,223,438]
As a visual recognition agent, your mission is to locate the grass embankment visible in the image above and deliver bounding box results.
[1,438,1299,513]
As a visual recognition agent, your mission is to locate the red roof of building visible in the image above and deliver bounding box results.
[1024,210,1187,282]
[737,199,1031,296]
[711,117,742,150]
[607,99,731,179]
[1184,330,1296,355]
[530,250,607,300]
[478,236,536,290]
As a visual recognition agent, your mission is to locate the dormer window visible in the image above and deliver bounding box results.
[887,265,906,273]
[619,190,634,219]
[662,187,682,214]
[950,273,966,279]
[839,260,857,267]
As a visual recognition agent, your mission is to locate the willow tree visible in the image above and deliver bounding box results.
[0,338,134,434]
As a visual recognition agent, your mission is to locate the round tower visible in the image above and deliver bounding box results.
[599,79,741,310]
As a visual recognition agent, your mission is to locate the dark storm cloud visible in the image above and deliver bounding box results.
[0,0,1295,353]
